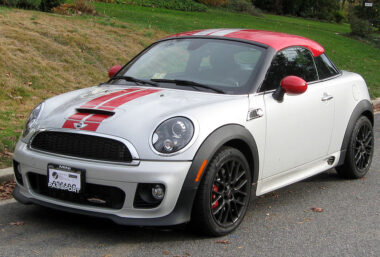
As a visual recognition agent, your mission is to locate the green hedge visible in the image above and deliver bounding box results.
[0,0,63,11]
[123,0,207,12]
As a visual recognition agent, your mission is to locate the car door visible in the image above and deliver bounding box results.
[261,47,335,179]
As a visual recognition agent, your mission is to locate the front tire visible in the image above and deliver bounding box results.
[191,147,251,236]
[336,116,374,179]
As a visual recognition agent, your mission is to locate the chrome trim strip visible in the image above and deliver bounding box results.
[28,128,140,166]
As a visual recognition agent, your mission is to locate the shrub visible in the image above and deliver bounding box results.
[334,10,345,23]
[39,0,64,11]
[94,0,115,2]
[226,0,262,16]
[15,0,41,9]
[197,0,229,7]
[52,0,97,15]
[350,15,374,38]
[73,0,96,14]
[1,0,62,11]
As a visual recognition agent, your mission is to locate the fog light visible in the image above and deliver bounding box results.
[134,183,166,208]
[152,184,165,200]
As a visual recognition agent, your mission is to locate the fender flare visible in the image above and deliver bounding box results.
[338,99,373,166]
[157,124,259,225]
[184,124,259,188]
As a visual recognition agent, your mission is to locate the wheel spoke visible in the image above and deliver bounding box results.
[233,189,247,196]
[233,170,245,185]
[213,200,225,215]
[235,178,248,191]
[222,203,230,223]
[212,195,222,207]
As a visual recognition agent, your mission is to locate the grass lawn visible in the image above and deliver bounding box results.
[0,3,379,167]
[89,2,380,98]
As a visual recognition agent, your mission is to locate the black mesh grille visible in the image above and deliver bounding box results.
[28,173,125,209]
[31,131,132,163]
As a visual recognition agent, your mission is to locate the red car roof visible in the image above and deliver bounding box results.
[168,29,324,57]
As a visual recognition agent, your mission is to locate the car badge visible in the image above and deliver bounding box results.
[247,108,264,121]
[74,122,88,129]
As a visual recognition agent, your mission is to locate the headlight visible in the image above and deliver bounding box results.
[22,102,44,138]
[152,117,194,154]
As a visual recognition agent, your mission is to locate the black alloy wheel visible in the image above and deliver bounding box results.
[337,116,374,179]
[191,147,251,236]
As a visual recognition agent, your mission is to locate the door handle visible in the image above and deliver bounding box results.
[321,93,333,101]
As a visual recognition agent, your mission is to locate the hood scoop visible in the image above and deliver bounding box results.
[76,108,115,116]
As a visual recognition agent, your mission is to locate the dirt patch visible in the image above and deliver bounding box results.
[0,180,15,200]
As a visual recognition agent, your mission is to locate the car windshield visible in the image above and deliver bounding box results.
[115,38,265,94]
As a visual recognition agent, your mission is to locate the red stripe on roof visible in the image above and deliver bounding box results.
[168,29,325,57]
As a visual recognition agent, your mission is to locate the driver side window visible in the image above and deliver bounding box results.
[260,47,318,92]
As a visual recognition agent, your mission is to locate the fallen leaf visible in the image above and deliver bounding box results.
[311,207,323,213]
[162,252,169,255]
[10,221,24,226]
[216,240,230,245]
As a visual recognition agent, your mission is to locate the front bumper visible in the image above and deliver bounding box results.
[13,140,195,226]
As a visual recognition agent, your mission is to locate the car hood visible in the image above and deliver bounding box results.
[37,85,249,160]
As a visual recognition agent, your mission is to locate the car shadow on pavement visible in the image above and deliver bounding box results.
[6,166,375,246]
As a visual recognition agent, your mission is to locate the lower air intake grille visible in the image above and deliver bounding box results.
[31,131,132,163]
[28,173,125,209]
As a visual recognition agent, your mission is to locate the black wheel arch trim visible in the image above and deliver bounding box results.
[184,124,259,188]
[177,124,259,223]
[338,99,373,166]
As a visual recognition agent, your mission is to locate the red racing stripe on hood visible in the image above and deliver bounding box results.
[98,89,161,110]
[63,88,161,131]
[80,88,140,108]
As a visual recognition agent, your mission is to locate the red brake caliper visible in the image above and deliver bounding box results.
[212,184,219,209]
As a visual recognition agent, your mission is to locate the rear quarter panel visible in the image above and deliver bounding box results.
[328,71,371,154]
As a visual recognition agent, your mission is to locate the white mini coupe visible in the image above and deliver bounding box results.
[13,29,374,236]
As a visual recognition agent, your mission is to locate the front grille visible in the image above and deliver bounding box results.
[30,131,132,163]
[28,173,125,209]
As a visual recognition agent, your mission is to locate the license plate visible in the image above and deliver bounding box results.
[47,164,85,194]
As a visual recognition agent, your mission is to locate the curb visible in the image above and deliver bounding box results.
[0,167,13,184]
[372,98,380,106]
[373,98,380,114]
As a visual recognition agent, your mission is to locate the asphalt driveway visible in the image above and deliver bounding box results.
[0,114,379,257]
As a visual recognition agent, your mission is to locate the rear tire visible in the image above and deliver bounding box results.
[191,147,251,236]
[336,116,374,179]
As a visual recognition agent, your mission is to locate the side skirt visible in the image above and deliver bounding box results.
[256,151,341,196]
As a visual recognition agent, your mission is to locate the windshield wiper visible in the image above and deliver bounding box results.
[109,76,159,88]
[151,79,225,94]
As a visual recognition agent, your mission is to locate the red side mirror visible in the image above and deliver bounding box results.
[108,65,122,78]
[280,76,308,94]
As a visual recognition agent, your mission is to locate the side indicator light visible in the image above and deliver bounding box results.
[195,160,208,182]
